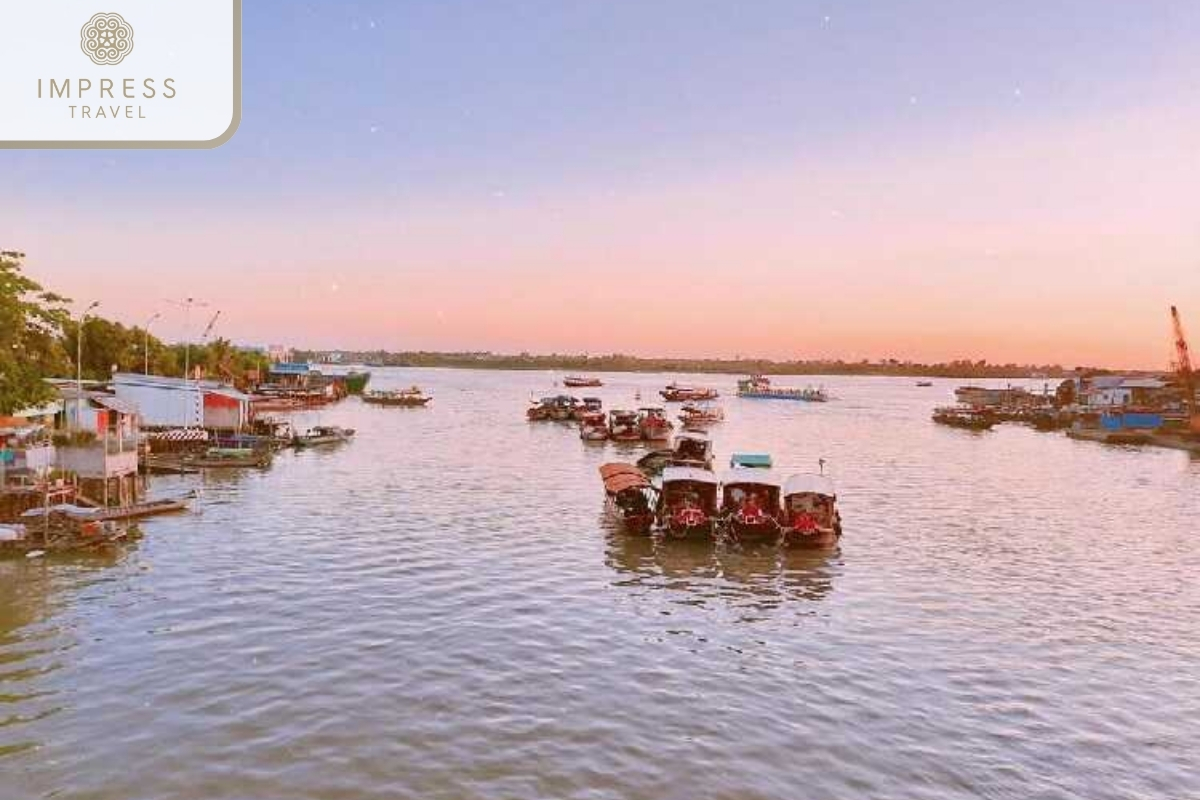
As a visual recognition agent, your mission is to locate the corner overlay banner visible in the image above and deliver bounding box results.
[0,1,241,148]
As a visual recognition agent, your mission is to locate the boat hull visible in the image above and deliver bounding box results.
[725,517,781,544]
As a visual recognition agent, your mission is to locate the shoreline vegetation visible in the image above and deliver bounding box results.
[293,350,1092,380]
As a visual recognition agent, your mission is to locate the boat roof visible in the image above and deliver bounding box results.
[662,466,719,485]
[599,462,645,480]
[784,473,836,497]
[730,452,772,468]
[601,469,651,493]
[675,431,711,443]
[720,467,783,488]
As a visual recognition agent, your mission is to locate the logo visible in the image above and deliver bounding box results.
[80,12,134,66]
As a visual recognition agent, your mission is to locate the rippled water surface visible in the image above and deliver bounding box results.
[3,369,1199,799]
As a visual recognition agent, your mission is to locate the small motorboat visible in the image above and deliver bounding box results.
[932,406,996,430]
[638,407,673,442]
[564,375,603,388]
[292,426,356,448]
[363,387,431,407]
[720,463,782,544]
[660,383,719,402]
[599,463,656,535]
[579,410,610,441]
[781,473,841,548]
[608,409,642,442]
[657,466,719,540]
[916,381,934,387]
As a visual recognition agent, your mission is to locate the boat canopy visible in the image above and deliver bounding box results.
[662,466,719,485]
[599,462,646,481]
[720,467,783,488]
[675,431,711,444]
[602,470,651,494]
[784,473,836,498]
[730,452,772,469]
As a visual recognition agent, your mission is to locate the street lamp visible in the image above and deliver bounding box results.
[75,301,100,429]
[143,311,162,375]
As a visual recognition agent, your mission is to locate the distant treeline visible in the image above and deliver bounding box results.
[295,350,1086,379]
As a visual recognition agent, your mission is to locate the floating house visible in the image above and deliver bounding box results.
[113,373,252,431]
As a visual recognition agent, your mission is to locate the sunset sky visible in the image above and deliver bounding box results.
[4,0,1199,368]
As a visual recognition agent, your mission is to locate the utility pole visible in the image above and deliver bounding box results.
[75,301,100,429]
[143,311,162,375]
[167,297,208,427]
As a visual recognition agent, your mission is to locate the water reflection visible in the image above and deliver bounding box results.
[604,530,839,610]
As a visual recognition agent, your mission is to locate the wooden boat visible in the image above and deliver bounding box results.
[678,402,724,428]
[292,426,355,448]
[736,375,827,402]
[932,406,996,430]
[609,409,641,441]
[6,510,140,556]
[579,410,610,441]
[563,375,603,388]
[527,397,554,421]
[145,447,272,470]
[571,397,603,421]
[781,474,841,548]
[916,381,934,387]
[638,407,673,442]
[599,463,655,535]
[549,395,581,421]
[657,466,719,540]
[660,383,719,402]
[363,387,431,407]
[636,431,714,474]
[720,466,783,544]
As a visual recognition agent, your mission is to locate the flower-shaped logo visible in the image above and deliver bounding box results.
[80,12,134,65]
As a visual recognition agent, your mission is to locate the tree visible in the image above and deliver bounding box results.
[0,250,71,415]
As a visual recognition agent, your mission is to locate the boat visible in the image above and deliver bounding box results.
[527,397,554,421]
[736,375,827,402]
[144,447,273,471]
[637,407,673,441]
[608,409,642,441]
[599,463,656,535]
[528,395,578,421]
[781,474,841,548]
[563,375,603,388]
[729,452,773,469]
[678,402,724,428]
[657,467,720,540]
[18,496,192,523]
[579,410,610,441]
[549,395,581,421]
[636,431,714,474]
[932,406,996,430]
[916,381,934,387]
[292,425,356,447]
[572,397,603,421]
[363,387,431,407]
[720,465,783,544]
[660,383,719,402]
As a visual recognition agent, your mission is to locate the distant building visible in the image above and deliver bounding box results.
[267,344,292,363]
[113,373,252,430]
[1078,376,1169,408]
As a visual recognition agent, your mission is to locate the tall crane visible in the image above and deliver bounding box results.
[1170,305,1199,434]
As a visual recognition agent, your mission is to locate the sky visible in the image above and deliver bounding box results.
[4,0,1200,369]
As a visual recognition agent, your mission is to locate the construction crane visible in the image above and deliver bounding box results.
[1170,305,1199,434]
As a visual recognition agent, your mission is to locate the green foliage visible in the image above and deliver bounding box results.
[0,250,71,415]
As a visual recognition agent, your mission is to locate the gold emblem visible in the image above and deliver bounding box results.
[81,12,134,65]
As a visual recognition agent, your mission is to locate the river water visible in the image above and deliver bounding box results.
[2,369,1198,799]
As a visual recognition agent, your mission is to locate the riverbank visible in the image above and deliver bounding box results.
[293,350,1082,380]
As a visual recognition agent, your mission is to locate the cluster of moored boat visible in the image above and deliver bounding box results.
[600,447,841,548]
